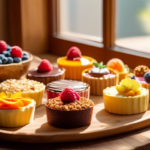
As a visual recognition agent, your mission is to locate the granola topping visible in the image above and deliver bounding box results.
[0,79,45,93]
[46,97,94,111]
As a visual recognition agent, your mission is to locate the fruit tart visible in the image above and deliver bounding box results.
[46,79,90,99]
[57,46,97,80]
[45,87,94,128]
[0,79,45,107]
[107,58,129,83]
[103,78,149,115]
[0,92,36,127]
[27,59,65,85]
[82,62,118,95]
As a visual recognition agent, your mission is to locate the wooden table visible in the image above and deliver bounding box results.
[1,54,150,150]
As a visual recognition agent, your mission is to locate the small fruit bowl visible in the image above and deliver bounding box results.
[0,51,33,82]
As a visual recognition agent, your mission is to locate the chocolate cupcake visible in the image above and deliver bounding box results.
[27,59,65,85]
[45,88,94,128]
[46,80,90,99]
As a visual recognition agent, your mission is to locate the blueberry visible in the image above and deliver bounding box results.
[23,52,28,56]
[2,51,11,57]
[2,56,8,64]
[7,57,14,64]
[0,54,5,60]
[0,59,2,64]
[14,57,22,63]
[22,55,29,61]
[6,45,12,51]
[130,76,135,79]
[144,71,150,83]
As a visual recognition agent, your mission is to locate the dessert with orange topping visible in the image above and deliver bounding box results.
[45,87,94,128]
[57,46,96,80]
[0,92,36,127]
[27,59,65,85]
[82,62,118,95]
[0,79,45,107]
[103,78,149,115]
[107,58,129,82]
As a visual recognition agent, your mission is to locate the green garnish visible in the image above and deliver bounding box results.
[93,62,107,70]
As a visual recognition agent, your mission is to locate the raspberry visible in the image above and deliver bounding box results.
[0,40,7,54]
[11,46,23,58]
[60,87,80,102]
[67,46,82,60]
[38,59,53,72]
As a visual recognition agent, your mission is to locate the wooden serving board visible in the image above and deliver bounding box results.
[0,56,150,143]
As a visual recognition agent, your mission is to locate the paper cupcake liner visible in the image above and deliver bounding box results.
[27,72,65,85]
[141,83,150,101]
[103,87,149,115]
[0,100,36,127]
[21,87,45,107]
[82,69,118,96]
[46,86,90,100]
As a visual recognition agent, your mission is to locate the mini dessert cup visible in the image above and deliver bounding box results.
[103,78,149,115]
[0,92,36,127]
[45,97,94,128]
[27,67,65,85]
[118,65,130,82]
[57,56,96,81]
[46,80,90,99]
[0,79,45,107]
[82,68,118,96]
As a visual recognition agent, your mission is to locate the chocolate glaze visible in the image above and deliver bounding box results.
[46,80,88,92]
[27,67,65,77]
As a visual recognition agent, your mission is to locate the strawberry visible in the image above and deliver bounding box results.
[67,46,82,60]
[60,87,80,102]
[38,59,53,72]
[0,40,7,54]
[11,46,23,58]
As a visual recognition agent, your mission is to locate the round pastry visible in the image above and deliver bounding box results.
[46,79,90,99]
[107,58,129,83]
[57,46,96,80]
[82,62,118,96]
[0,79,45,107]
[0,92,36,127]
[45,87,94,128]
[27,59,65,85]
[103,78,149,115]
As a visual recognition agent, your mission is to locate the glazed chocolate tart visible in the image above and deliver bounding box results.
[27,67,65,85]
[46,80,90,99]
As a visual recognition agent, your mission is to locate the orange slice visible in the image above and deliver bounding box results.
[107,58,124,73]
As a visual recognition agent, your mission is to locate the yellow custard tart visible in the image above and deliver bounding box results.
[0,92,36,127]
[107,58,129,83]
[103,78,149,115]
[82,62,118,95]
[0,79,45,107]
[57,46,96,80]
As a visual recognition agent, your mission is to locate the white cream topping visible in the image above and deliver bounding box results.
[91,68,110,74]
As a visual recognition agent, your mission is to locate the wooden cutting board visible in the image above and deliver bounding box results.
[0,56,150,143]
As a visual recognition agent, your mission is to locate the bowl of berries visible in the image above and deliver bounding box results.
[0,40,33,82]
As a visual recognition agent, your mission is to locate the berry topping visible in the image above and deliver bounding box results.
[107,58,124,73]
[130,76,135,79]
[7,57,14,64]
[2,56,8,64]
[3,51,11,57]
[14,57,22,63]
[38,59,53,72]
[10,46,23,58]
[6,45,12,51]
[67,46,82,60]
[144,71,150,83]
[60,87,80,102]
[134,65,149,77]
[0,40,7,54]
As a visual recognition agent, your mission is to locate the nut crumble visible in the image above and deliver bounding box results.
[46,97,94,111]
[0,79,45,93]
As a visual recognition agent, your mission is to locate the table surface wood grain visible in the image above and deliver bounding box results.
[1,54,150,150]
